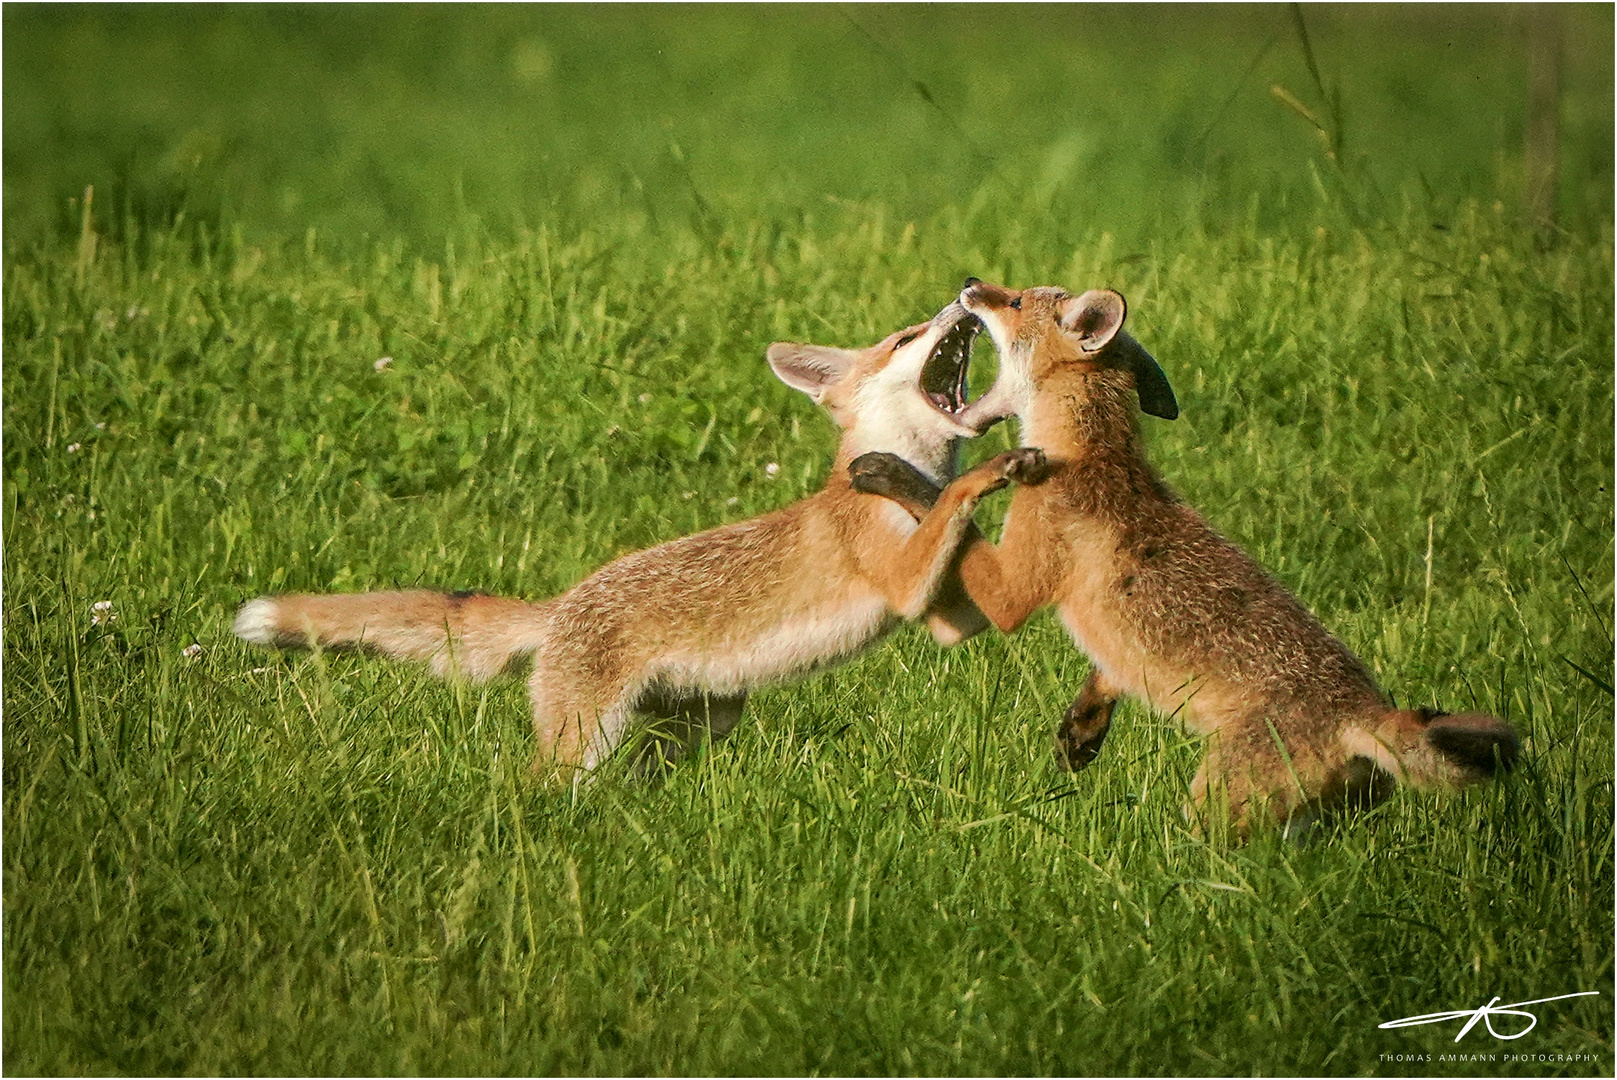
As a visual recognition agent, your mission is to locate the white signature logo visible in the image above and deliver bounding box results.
[1379,992,1600,1042]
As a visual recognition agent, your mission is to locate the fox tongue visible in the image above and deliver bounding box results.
[928,391,954,412]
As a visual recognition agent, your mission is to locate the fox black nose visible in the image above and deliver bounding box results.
[962,277,982,289]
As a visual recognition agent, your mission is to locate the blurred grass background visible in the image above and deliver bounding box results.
[6,4,1613,250]
[3,3,1613,1075]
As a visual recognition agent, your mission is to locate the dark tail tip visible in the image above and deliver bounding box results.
[1425,713,1520,776]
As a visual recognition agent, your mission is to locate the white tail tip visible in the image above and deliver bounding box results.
[233,598,279,646]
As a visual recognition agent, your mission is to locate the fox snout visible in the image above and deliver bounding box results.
[959,277,1019,309]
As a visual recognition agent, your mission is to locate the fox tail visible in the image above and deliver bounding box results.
[233,589,550,682]
[1347,708,1520,790]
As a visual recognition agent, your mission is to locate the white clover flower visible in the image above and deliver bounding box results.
[374,356,393,371]
[765,462,780,477]
[90,600,115,626]
[66,443,81,454]
[726,496,740,507]
[638,392,653,404]
[181,643,203,660]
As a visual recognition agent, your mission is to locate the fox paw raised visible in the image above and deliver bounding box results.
[848,452,943,511]
[990,446,1050,485]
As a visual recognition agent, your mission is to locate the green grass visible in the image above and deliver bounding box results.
[4,5,1613,1075]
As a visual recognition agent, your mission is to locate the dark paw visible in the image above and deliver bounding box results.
[849,452,942,510]
[1054,676,1116,772]
[999,446,1050,485]
[1054,715,1111,771]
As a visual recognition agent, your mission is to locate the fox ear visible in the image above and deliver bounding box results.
[767,343,858,402]
[1058,289,1178,420]
[1056,289,1126,353]
[1116,334,1180,420]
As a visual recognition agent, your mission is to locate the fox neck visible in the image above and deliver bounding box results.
[830,370,972,486]
[1023,367,1175,517]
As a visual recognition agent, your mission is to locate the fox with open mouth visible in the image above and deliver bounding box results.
[235,300,1044,779]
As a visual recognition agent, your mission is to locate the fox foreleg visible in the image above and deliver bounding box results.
[850,450,1053,632]
[840,452,989,646]
[845,454,990,644]
[852,449,1046,620]
[847,452,947,517]
[1055,668,1121,771]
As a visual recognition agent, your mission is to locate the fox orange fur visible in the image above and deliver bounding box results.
[235,302,1042,779]
[852,280,1518,832]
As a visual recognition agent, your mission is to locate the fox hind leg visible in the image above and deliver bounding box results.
[1185,731,1297,840]
[528,666,631,782]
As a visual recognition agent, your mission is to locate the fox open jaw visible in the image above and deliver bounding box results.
[916,308,980,418]
[763,300,982,434]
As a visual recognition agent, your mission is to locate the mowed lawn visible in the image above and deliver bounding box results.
[3,6,1613,1075]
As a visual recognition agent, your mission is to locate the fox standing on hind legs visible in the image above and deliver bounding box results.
[235,301,1043,779]
[852,279,1519,831]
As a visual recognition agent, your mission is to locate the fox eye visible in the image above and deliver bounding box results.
[1009,297,1022,310]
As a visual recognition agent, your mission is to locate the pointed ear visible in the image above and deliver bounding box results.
[1056,289,1126,353]
[1116,333,1179,420]
[767,343,858,402]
